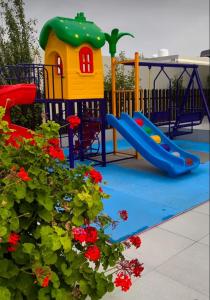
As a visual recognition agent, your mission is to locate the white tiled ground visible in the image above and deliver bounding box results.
[103,201,209,300]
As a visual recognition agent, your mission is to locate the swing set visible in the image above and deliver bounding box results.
[111,52,210,154]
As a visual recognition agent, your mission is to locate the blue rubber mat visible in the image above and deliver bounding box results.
[98,162,209,242]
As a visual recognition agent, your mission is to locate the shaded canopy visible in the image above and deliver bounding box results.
[39,12,106,50]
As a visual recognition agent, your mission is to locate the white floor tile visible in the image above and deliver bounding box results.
[125,227,194,270]
[157,242,209,296]
[159,211,209,241]
[199,234,209,246]
[193,201,209,215]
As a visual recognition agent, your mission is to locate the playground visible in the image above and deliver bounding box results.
[0,10,209,300]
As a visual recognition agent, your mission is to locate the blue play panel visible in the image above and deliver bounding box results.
[99,161,209,242]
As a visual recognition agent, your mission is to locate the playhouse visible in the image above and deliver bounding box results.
[39,12,105,99]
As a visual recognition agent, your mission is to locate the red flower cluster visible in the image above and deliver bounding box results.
[114,272,132,292]
[5,132,22,149]
[7,232,21,252]
[129,259,144,277]
[129,236,142,249]
[119,210,128,221]
[48,138,60,147]
[84,245,101,262]
[85,168,102,184]
[17,167,31,181]
[66,115,81,129]
[45,138,65,161]
[72,227,87,243]
[48,145,65,161]
[72,226,98,244]
[42,276,50,288]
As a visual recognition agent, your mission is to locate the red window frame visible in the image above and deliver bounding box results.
[79,47,94,73]
[56,54,63,76]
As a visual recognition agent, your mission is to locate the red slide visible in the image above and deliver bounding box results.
[0,84,37,138]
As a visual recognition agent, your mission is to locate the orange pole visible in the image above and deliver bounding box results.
[111,57,117,154]
[134,52,140,112]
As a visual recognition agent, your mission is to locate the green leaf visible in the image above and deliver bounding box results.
[38,288,51,300]
[37,191,53,211]
[38,209,52,222]
[60,235,72,252]
[42,251,57,265]
[22,243,35,254]
[14,183,26,200]
[0,286,11,300]
[0,259,19,279]
[72,215,84,226]
[79,279,89,295]
[0,225,7,237]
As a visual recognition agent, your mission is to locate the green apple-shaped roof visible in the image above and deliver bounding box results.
[39,12,106,50]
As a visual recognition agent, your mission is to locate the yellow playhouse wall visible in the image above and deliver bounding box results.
[44,33,104,100]
[44,32,69,99]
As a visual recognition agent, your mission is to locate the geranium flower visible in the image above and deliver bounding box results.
[85,169,102,184]
[129,259,144,277]
[119,210,128,221]
[8,232,21,245]
[42,276,50,287]
[72,227,87,243]
[84,245,101,261]
[48,146,65,161]
[48,138,60,147]
[85,226,98,243]
[7,246,17,252]
[114,272,132,292]
[17,167,31,181]
[129,236,141,248]
[66,115,81,129]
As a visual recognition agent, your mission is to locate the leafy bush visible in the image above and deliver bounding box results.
[0,107,143,300]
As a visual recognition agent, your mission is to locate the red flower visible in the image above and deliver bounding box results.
[66,115,81,129]
[114,272,132,292]
[48,146,65,161]
[84,245,101,261]
[129,259,144,277]
[7,246,17,252]
[119,210,128,221]
[129,236,141,249]
[99,187,103,193]
[135,118,144,126]
[42,276,50,288]
[5,134,21,149]
[86,169,102,184]
[48,138,60,147]
[17,167,31,181]
[85,226,98,243]
[72,227,87,243]
[8,232,21,245]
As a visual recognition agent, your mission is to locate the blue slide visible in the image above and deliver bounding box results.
[106,112,200,176]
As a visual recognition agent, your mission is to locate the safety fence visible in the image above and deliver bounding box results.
[105,89,210,121]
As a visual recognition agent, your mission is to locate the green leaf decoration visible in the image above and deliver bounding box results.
[105,28,134,57]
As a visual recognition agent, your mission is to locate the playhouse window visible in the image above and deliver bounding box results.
[56,55,63,76]
[79,47,93,73]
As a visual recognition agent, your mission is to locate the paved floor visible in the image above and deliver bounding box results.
[103,201,209,300]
